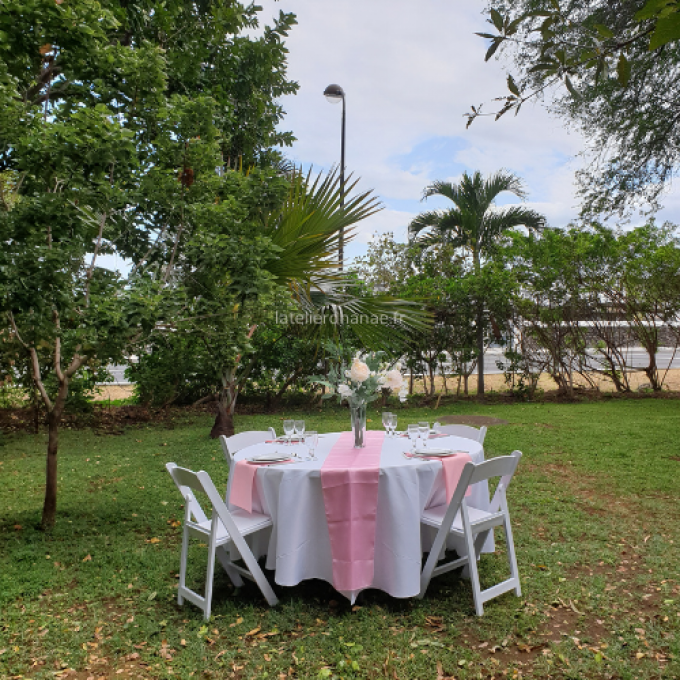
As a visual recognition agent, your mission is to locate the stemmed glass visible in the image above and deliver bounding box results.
[418,421,430,449]
[294,420,305,440]
[382,412,392,437]
[407,424,420,452]
[283,419,294,446]
[389,413,398,437]
[304,430,319,461]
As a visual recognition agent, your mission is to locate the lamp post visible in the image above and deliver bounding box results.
[324,83,346,269]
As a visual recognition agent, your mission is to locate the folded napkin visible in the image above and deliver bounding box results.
[230,458,292,512]
[405,451,472,501]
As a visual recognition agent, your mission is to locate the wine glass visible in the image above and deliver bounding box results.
[389,413,398,437]
[418,421,430,449]
[305,430,319,461]
[382,412,392,436]
[407,424,420,452]
[283,419,294,446]
[294,419,305,440]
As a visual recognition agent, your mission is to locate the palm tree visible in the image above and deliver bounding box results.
[409,170,545,396]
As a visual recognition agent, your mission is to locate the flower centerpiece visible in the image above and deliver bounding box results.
[317,352,407,448]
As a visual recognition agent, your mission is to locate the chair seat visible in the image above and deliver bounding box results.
[190,509,272,543]
[421,504,496,532]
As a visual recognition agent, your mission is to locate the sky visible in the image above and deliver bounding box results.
[251,0,680,263]
[100,0,680,273]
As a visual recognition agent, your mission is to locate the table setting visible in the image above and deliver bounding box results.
[225,354,493,602]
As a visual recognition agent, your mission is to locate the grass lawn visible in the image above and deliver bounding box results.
[1,399,679,679]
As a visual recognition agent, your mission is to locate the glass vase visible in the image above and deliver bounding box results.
[350,402,367,448]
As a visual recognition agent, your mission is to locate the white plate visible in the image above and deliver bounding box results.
[412,448,465,457]
[248,454,292,463]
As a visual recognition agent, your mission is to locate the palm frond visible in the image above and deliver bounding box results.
[481,206,546,245]
[480,170,527,207]
[408,210,444,237]
[294,277,432,352]
[263,167,382,285]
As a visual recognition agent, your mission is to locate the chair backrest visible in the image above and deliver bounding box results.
[219,430,275,467]
[438,451,522,532]
[437,424,487,444]
[166,463,247,549]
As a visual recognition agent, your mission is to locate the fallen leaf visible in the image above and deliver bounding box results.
[245,627,261,637]
[82,554,92,562]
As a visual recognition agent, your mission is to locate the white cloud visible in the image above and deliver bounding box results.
[253,0,680,250]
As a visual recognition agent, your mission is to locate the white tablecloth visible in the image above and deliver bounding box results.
[227,432,493,601]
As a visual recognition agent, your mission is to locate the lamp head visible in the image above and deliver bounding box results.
[324,83,345,104]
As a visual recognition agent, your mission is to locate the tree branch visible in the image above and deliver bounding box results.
[53,310,65,383]
[86,210,108,305]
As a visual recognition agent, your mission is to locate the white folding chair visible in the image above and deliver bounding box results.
[166,463,278,619]
[219,429,277,469]
[418,450,522,615]
[436,424,487,444]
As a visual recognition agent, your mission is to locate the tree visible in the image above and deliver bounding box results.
[502,222,680,394]
[157,168,431,439]
[471,0,680,217]
[409,170,545,396]
[0,0,298,528]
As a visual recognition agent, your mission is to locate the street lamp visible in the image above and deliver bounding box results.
[324,83,346,269]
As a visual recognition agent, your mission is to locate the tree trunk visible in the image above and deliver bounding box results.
[474,251,485,398]
[41,410,60,528]
[476,304,485,397]
[210,400,235,438]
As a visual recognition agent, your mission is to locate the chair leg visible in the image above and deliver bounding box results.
[462,517,484,616]
[216,545,244,587]
[418,522,452,599]
[203,533,217,621]
[503,513,522,597]
[178,526,189,606]
[231,544,279,607]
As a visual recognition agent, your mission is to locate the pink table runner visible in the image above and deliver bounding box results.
[440,453,473,502]
[404,451,473,501]
[230,459,293,513]
[229,460,260,513]
[320,431,385,592]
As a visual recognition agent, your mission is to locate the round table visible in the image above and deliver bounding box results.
[227,431,492,601]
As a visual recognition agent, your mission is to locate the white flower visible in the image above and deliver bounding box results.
[338,384,353,397]
[349,358,370,383]
[395,362,402,371]
[384,369,404,391]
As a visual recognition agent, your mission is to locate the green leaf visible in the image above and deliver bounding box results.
[565,75,579,98]
[594,23,615,39]
[490,8,504,31]
[485,38,503,61]
[617,53,631,86]
[507,74,520,96]
[636,0,676,21]
[649,13,680,49]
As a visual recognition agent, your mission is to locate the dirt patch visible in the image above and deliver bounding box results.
[438,415,509,427]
